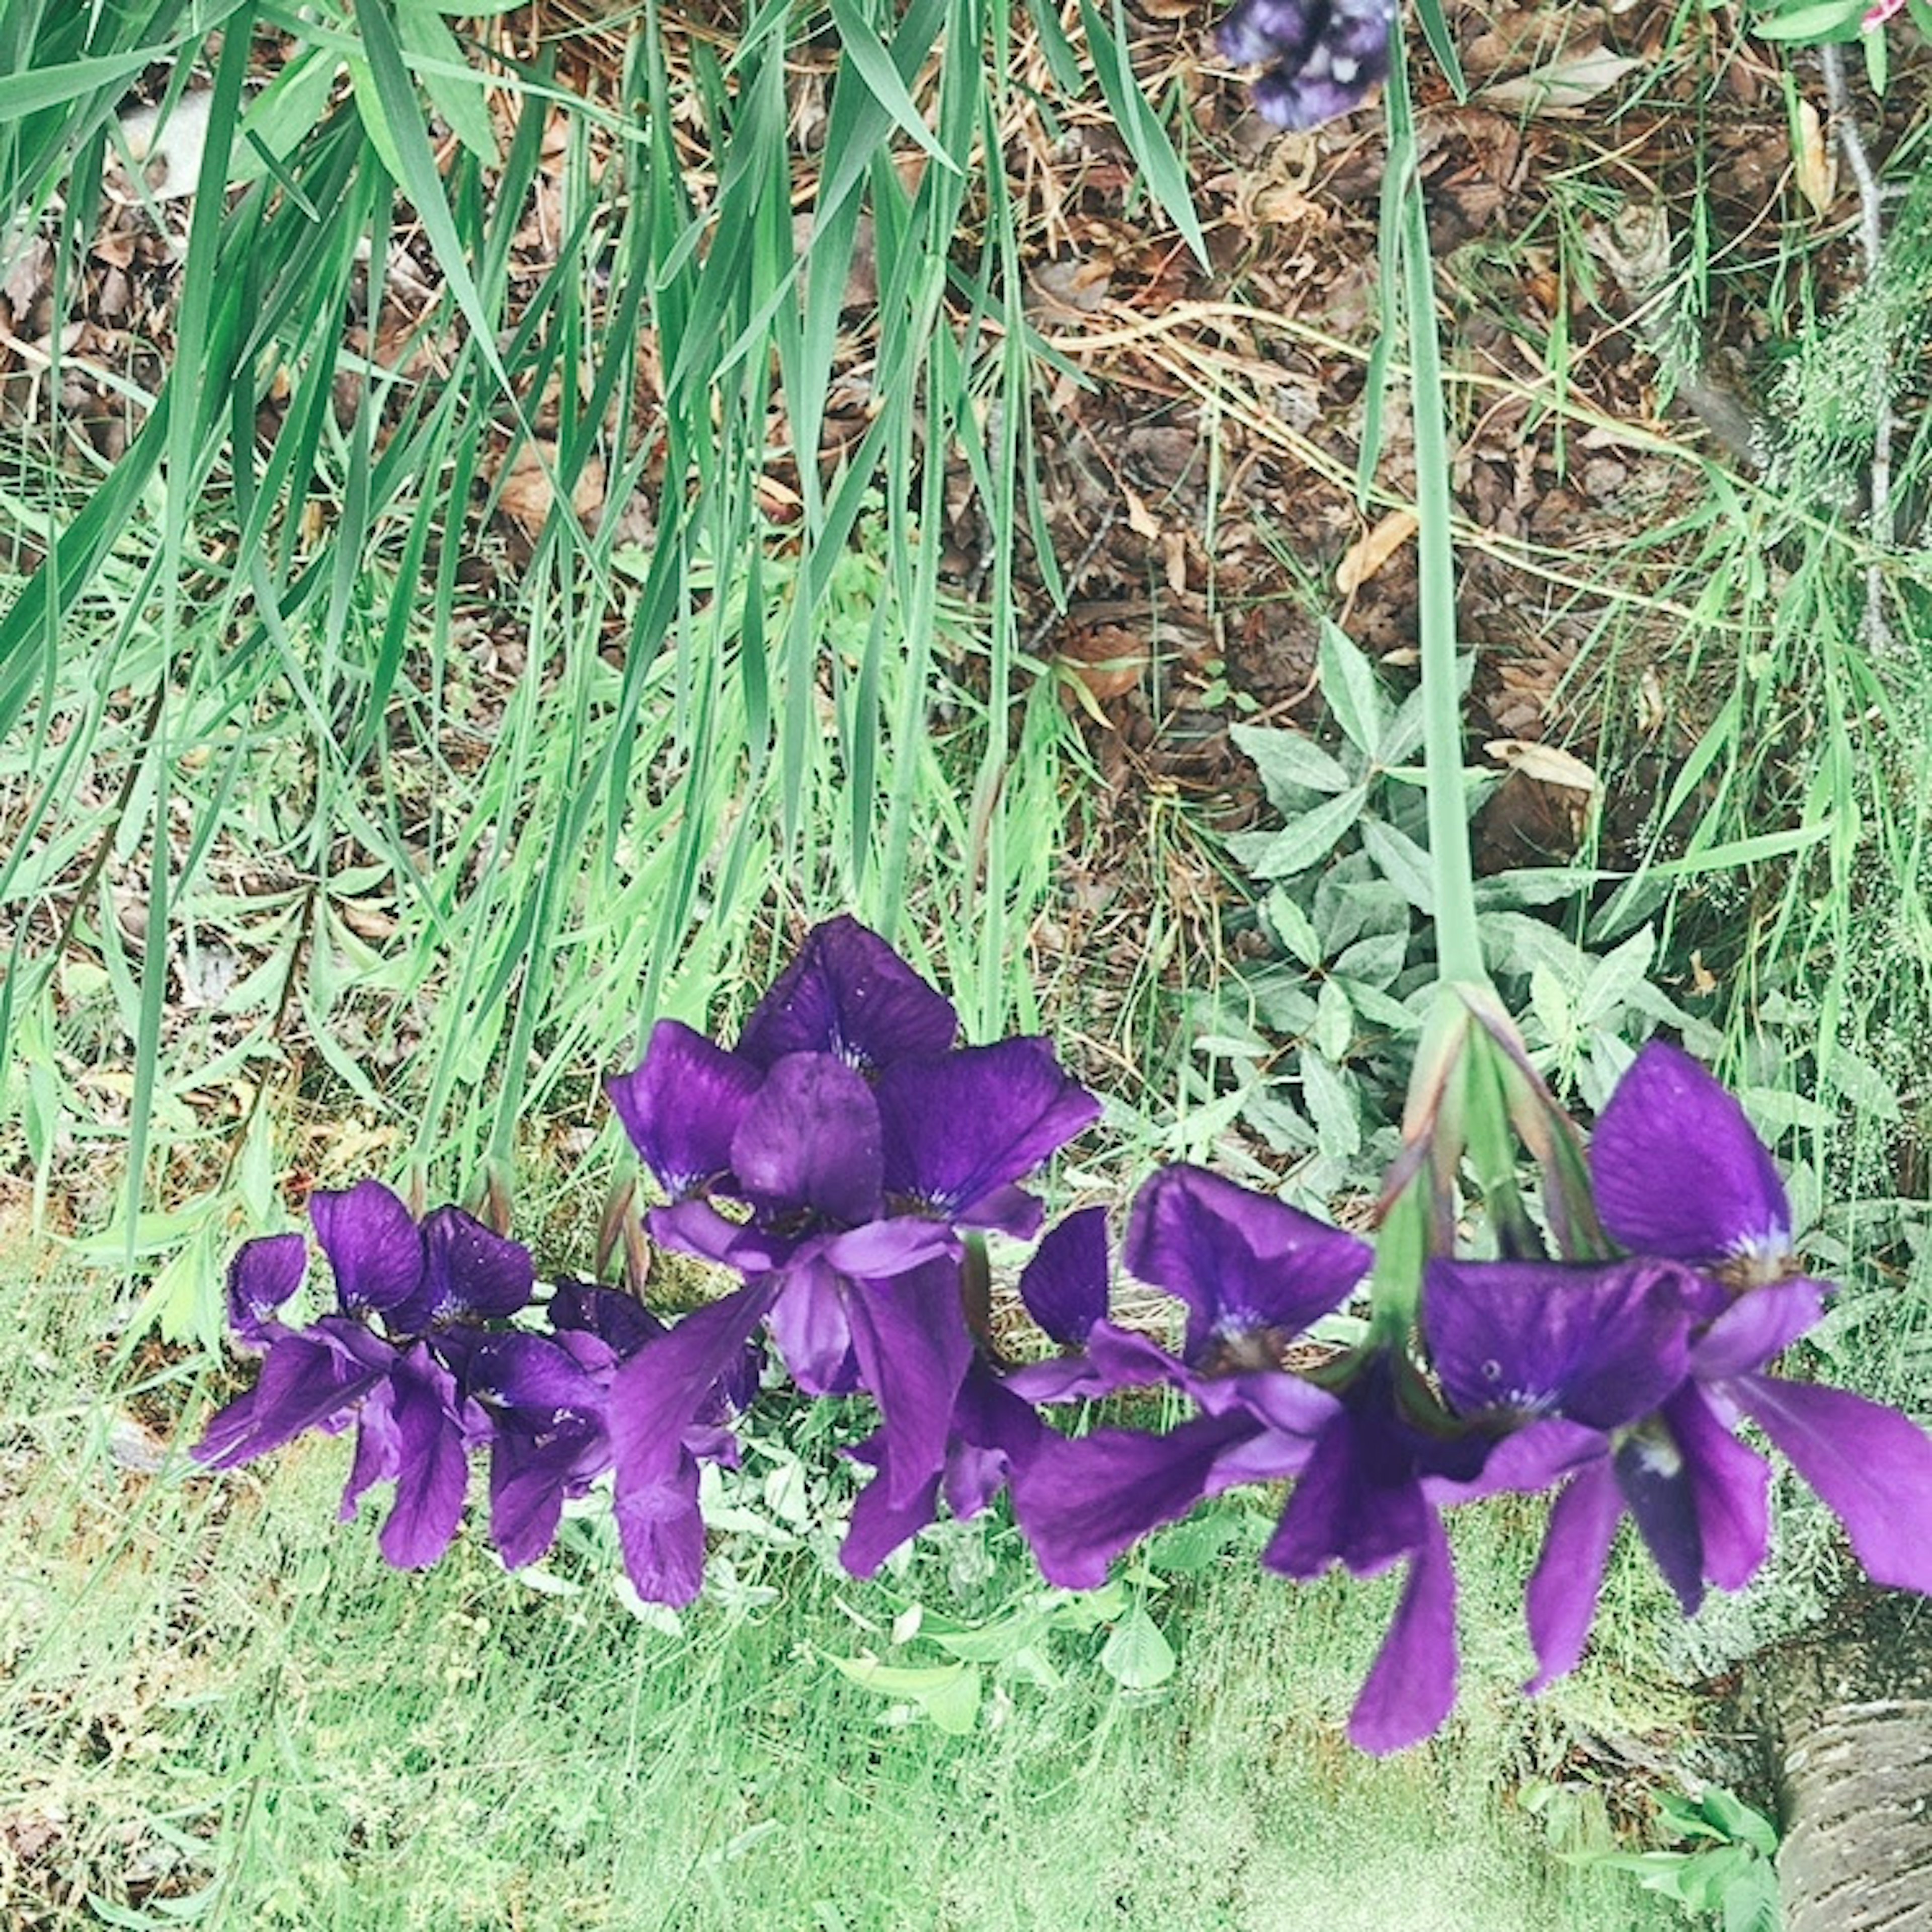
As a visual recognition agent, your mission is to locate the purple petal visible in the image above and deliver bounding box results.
[465,1331,604,1415]
[615,1452,707,1605]
[225,1233,308,1348]
[737,915,957,1073]
[377,1345,470,1568]
[607,1280,776,1490]
[1425,1258,1693,1431]
[1262,1404,1431,1582]
[844,1258,975,1510]
[1347,1515,1459,1755]
[1525,1461,1622,1693]
[607,1021,763,1200]
[730,1052,883,1225]
[191,1321,390,1469]
[1004,1319,1186,1404]
[1666,1384,1769,1591]
[1446,1417,1608,1503]
[1190,1365,1341,1444]
[875,1040,1100,1227]
[1011,1412,1263,1590]
[818,1218,959,1279]
[946,1362,1050,1517]
[547,1278,665,1359]
[841,1434,944,1578]
[341,1377,401,1520]
[1124,1165,1371,1366]
[1591,1040,1792,1272]
[1731,1375,1932,1594]
[1018,1205,1111,1346]
[490,1420,602,1569]
[1690,1279,1827,1379]
[311,1178,424,1316]
[648,1198,796,1273]
[768,1258,858,1393]
[1614,1422,1705,1615]
[386,1206,533,1334]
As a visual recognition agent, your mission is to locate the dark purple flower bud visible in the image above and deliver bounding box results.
[1018,1205,1111,1347]
[876,1039,1100,1236]
[1218,0,1395,133]
[737,915,957,1074]
[607,1020,763,1202]
[1591,1040,1796,1283]
[225,1232,307,1348]
[1124,1164,1370,1370]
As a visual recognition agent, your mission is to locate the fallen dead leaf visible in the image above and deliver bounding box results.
[495,442,606,537]
[1794,97,1836,217]
[1483,48,1640,115]
[1336,509,1417,595]
[1485,737,1600,792]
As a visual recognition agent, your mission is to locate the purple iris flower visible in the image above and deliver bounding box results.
[1009,1168,1365,1601]
[1425,1040,1932,1691]
[1595,1044,1932,1612]
[602,918,1100,1602]
[1217,0,1397,131]
[193,1179,533,1569]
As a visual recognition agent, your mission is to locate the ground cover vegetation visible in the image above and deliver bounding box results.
[5,0,1932,1923]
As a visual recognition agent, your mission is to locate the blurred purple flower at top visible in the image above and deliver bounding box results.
[193,1179,533,1569]
[1218,0,1397,132]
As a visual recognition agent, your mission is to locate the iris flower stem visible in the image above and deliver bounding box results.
[1387,36,1486,992]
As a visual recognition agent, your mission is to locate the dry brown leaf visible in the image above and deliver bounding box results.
[1122,485,1161,542]
[1794,98,1836,217]
[1485,738,1600,792]
[1336,510,1417,594]
[496,442,606,536]
[1483,48,1640,115]
[1057,622,1148,717]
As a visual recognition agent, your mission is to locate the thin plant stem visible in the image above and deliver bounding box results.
[1387,34,1485,991]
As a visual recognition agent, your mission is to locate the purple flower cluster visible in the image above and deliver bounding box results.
[194,919,1099,1603]
[1008,1040,1932,1749]
[192,920,1932,1757]
[190,1181,738,1571]
[1216,0,1397,131]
